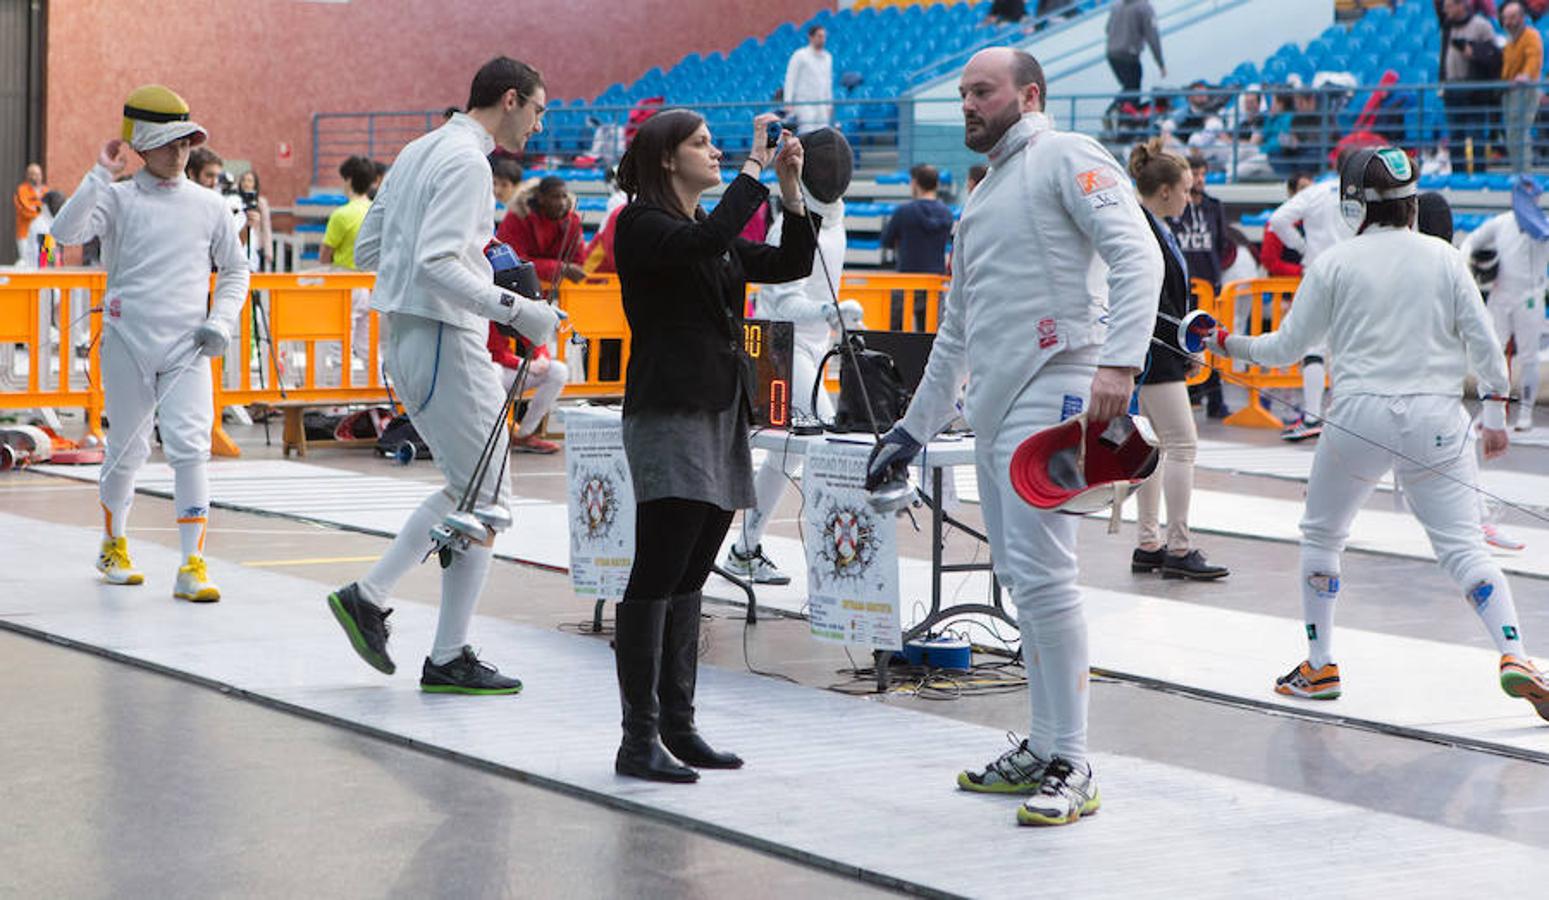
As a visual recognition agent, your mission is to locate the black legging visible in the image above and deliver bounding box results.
[622,498,735,602]
[1108,53,1143,105]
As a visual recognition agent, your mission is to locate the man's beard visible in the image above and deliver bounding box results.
[964,101,1024,153]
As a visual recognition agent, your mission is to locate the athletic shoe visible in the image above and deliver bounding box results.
[1515,405,1534,433]
[1500,655,1549,722]
[96,537,145,586]
[1482,524,1527,552]
[1281,415,1323,442]
[723,544,792,586]
[1274,660,1342,699]
[327,582,395,675]
[1161,549,1230,581]
[957,734,1049,794]
[1017,757,1100,826]
[1206,404,1232,420]
[1131,546,1165,574]
[510,433,560,454]
[420,646,523,695]
[172,555,221,603]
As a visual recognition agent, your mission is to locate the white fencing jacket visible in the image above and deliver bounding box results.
[51,166,249,363]
[1458,212,1549,309]
[358,113,535,334]
[900,113,1162,440]
[757,197,846,354]
[1267,176,1353,266]
[1232,226,1509,420]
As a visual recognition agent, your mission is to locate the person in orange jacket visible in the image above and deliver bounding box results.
[13,163,47,263]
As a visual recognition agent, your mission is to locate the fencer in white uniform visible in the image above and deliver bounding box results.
[1199,147,1549,720]
[868,49,1161,827]
[51,85,249,602]
[724,130,861,585]
[325,58,559,694]
[1267,166,1355,438]
[1459,183,1547,434]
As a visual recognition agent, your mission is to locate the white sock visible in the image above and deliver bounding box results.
[430,542,492,664]
[1459,565,1527,657]
[173,464,210,558]
[1030,606,1089,767]
[1301,546,1341,668]
[1301,360,1326,420]
[735,456,792,553]
[1025,645,1057,761]
[358,490,453,605]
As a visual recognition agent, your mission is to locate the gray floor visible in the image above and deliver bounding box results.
[3,403,1548,897]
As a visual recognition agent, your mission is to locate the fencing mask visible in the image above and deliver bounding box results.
[798,127,853,205]
[1338,145,1416,233]
[122,84,207,152]
[1416,191,1454,243]
[1009,414,1159,515]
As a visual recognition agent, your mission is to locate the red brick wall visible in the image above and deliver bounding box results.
[45,0,829,205]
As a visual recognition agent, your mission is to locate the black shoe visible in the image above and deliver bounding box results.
[327,583,395,675]
[1206,405,1232,420]
[1131,547,1165,574]
[615,600,699,783]
[1161,549,1230,581]
[659,592,743,770]
[420,646,523,695]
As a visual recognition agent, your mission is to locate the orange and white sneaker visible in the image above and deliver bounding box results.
[1500,655,1549,722]
[173,555,221,603]
[1274,660,1342,700]
[96,537,145,585]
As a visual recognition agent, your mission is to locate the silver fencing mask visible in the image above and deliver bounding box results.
[799,127,854,204]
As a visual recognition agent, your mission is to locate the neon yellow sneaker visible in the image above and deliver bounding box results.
[96,537,145,585]
[173,555,221,603]
[1017,757,1100,827]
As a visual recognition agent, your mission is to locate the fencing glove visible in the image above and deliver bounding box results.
[864,425,922,492]
[193,319,230,358]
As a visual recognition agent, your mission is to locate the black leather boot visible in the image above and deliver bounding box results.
[659,591,743,769]
[614,599,698,783]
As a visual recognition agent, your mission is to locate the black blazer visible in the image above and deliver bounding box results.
[1141,207,1194,386]
[616,173,819,415]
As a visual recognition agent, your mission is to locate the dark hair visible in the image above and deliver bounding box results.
[910,164,939,192]
[1359,151,1420,231]
[186,146,222,177]
[239,168,261,194]
[808,24,824,37]
[967,163,988,185]
[1187,152,1208,173]
[41,189,64,216]
[537,175,567,197]
[1010,51,1047,111]
[616,108,707,216]
[1128,137,1189,197]
[490,158,524,184]
[372,160,388,178]
[339,155,376,195]
[442,106,460,121]
[466,57,545,111]
[1286,171,1313,195]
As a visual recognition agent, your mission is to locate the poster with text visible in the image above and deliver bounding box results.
[563,410,634,601]
[800,440,901,651]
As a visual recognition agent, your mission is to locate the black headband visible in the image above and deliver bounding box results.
[123,104,189,124]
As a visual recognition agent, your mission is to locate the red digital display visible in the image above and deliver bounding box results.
[742,318,794,428]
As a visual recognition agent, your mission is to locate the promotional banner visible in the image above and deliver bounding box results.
[563,409,634,601]
[801,440,901,651]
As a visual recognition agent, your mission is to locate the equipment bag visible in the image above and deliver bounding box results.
[374,413,432,461]
[815,336,911,434]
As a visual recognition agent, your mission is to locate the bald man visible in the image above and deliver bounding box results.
[867,48,1161,827]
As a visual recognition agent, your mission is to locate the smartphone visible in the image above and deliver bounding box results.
[765,119,783,149]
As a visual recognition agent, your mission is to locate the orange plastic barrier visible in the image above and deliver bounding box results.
[0,269,106,442]
[834,272,948,333]
[555,275,631,398]
[1209,277,1309,429]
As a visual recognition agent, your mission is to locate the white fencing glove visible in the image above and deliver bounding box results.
[193,320,230,358]
[823,298,865,330]
[487,291,561,345]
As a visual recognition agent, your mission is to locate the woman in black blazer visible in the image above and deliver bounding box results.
[611,109,817,782]
[1127,138,1229,582]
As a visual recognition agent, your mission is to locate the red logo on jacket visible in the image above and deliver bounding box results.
[1075,168,1118,195]
[1037,317,1058,349]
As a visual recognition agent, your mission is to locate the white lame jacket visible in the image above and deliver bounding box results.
[51,166,249,361]
[1234,227,1509,405]
[756,198,846,353]
[1267,177,1353,266]
[1458,212,1549,308]
[899,113,1162,440]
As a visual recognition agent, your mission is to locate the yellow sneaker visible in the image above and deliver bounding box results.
[1500,655,1549,722]
[173,555,221,603]
[1274,660,1341,700]
[96,537,145,585]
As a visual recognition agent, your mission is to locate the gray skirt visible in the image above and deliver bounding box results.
[622,403,756,511]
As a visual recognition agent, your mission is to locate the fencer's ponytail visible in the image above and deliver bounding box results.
[1128,137,1189,199]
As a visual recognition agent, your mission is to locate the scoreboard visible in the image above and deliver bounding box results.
[742,318,794,428]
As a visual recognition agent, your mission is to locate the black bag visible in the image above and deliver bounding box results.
[1467,38,1504,81]
[816,336,911,433]
[375,413,432,460]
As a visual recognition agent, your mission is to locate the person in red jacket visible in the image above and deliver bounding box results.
[496,175,586,291]
[583,203,623,274]
[486,323,568,453]
[1259,172,1312,277]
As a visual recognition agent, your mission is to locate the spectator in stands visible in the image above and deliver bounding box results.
[486,325,568,453]
[966,163,988,194]
[1170,82,1220,145]
[784,25,833,135]
[1259,172,1314,277]
[1169,154,1230,418]
[236,169,272,271]
[320,155,377,363]
[1440,0,1504,171]
[1501,2,1543,173]
[1106,0,1166,106]
[1127,138,1230,582]
[491,157,524,220]
[13,163,46,264]
[881,164,954,274]
[984,0,1027,26]
[498,175,586,290]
